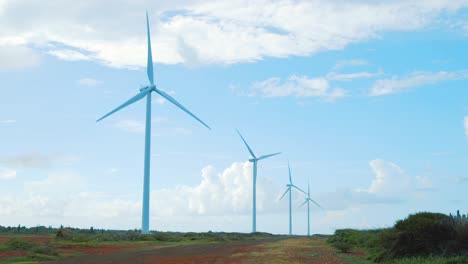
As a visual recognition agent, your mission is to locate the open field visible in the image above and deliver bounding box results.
[2,212,468,264]
[0,233,364,264]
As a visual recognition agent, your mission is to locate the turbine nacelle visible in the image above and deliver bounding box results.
[140,85,156,92]
[248,158,256,162]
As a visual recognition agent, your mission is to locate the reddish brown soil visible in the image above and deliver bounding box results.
[0,236,347,264]
[297,246,342,264]
[56,243,153,255]
[46,239,279,264]
[0,235,53,244]
[0,250,28,258]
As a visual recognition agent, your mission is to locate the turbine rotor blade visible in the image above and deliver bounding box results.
[292,184,307,195]
[97,89,151,122]
[299,200,308,208]
[154,89,211,129]
[308,180,310,197]
[279,188,289,200]
[146,12,154,85]
[258,152,281,160]
[236,130,256,159]
[288,161,292,184]
[309,198,323,209]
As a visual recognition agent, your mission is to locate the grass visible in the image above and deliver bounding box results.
[228,236,338,264]
[338,253,373,264]
[0,230,282,263]
[384,256,468,264]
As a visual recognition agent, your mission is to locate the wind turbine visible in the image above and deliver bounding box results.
[237,130,281,233]
[97,13,210,234]
[299,180,322,237]
[279,162,306,235]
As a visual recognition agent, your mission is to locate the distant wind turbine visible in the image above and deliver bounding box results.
[237,130,281,233]
[279,162,306,235]
[299,180,322,237]
[97,13,210,234]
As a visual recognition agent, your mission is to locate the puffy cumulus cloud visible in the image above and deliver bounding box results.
[1,1,467,67]
[316,159,433,211]
[251,75,346,101]
[369,70,468,96]
[0,45,40,71]
[0,160,440,233]
[367,159,432,194]
[0,162,291,230]
[152,162,284,216]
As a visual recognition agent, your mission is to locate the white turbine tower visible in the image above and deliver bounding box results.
[279,161,306,235]
[299,179,322,237]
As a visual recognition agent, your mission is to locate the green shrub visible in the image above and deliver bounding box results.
[388,256,468,264]
[334,241,352,253]
[31,245,58,256]
[6,238,38,250]
[328,212,468,263]
[377,212,456,261]
[328,229,384,256]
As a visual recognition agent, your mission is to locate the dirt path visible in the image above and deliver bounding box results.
[46,237,343,264]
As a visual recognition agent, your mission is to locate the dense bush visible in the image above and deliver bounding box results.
[328,212,468,263]
[53,229,274,243]
[328,228,384,256]
[376,212,468,261]
[31,244,58,256]
[334,241,352,253]
[6,238,39,250]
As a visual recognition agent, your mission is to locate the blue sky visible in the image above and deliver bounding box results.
[1,0,468,235]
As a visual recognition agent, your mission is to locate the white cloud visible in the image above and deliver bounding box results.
[0,119,16,124]
[367,159,432,194]
[47,49,90,61]
[0,162,288,231]
[24,173,84,196]
[327,70,383,81]
[0,1,467,67]
[78,78,100,87]
[0,167,16,180]
[251,75,346,101]
[317,159,433,211]
[0,152,78,169]
[115,120,145,134]
[464,116,468,141]
[0,45,40,70]
[368,159,410,194]
[369,70,468,96]
[0,159,441,234]
[152,162,282,216]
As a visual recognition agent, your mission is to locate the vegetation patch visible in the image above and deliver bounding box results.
[328,212,468,263]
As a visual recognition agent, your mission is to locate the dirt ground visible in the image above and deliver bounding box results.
[0,235,353,263]
[44,237,344,264]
